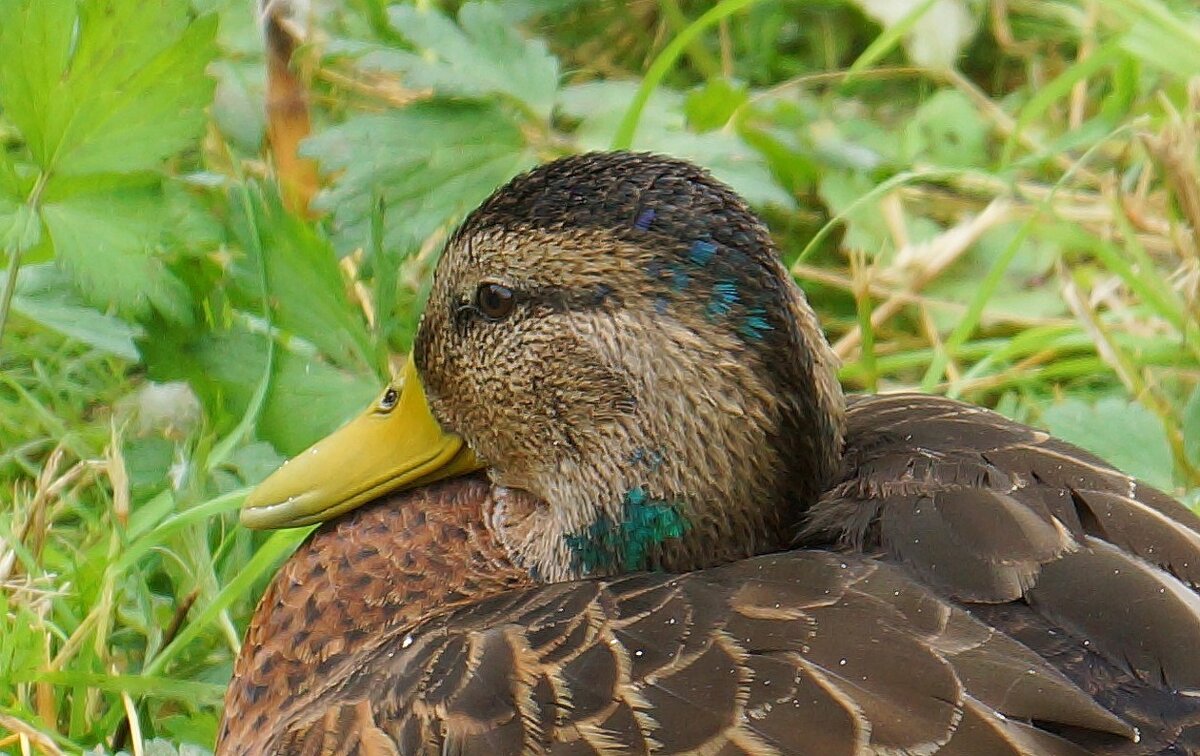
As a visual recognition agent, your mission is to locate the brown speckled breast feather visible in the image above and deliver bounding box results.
[218,476,533,753]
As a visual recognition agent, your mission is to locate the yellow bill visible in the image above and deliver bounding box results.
[240,355,483,529]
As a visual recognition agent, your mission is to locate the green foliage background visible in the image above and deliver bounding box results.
[1,0,1198,751]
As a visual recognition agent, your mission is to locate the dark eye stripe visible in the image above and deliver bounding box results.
[456,283,616,328]
[525,284,616,314]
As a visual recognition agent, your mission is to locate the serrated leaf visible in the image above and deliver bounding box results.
[56,8,218,175]
[385,1,559,117]
[0,0,75,166]
[41,188,189,320]
[0,0,217,332]
[303,101,536,256]
[163,179,226,252]
[1041,396,1175,491]
[258,350,379,455]
[0,0,217,177]
[559,81,793,208]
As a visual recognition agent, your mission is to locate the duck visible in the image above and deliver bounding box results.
[215,152,1200,755]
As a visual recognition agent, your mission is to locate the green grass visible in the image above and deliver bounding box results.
[1,0,1199,752]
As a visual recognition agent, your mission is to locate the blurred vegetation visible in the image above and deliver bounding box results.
[1,0,1198,752]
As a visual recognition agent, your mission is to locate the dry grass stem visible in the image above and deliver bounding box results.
[0,715,62,756]
[942,68,1102,186]
[833,199,1014,358]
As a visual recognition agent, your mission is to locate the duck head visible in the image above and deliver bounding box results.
[243,152,845,581]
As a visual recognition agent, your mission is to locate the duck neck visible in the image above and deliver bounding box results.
[486,290,846,583]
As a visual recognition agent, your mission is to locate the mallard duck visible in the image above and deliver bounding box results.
[216,152,1200,755]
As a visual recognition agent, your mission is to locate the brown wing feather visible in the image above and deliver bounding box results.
[806,392,1200,752]
[220,394,1200,754]
[229,548,1137,754]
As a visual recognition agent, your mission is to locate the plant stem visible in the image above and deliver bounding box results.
[612,0,761,150]
[0,241,21,347]
[0,172,49,350]
[658,0,721,78]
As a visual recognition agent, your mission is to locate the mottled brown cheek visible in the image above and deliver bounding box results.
[426,320,634,473]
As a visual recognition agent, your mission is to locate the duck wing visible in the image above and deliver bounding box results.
[227,548,1134,755]
[807,392,1200,752]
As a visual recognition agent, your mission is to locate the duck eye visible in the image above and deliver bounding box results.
[476,283,515,320]
[378,386,399,412]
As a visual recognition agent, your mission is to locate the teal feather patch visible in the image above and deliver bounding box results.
[688,239,718,266]
[706,280,739,319]
[629,447,665,470]
[739,306,772,341]
[564,488,690,574]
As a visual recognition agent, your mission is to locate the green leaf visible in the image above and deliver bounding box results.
[810,111,897,172]
[303,101,536,256]
[6,263,142,359]
[141,526,314,677]
[210,60,267,153]
[224,441,286,489]
[0,592,44,683]
[0,0,75,167]
[925,222,1066,331]
[122,436,175,496]
[229,187,376,375]
[163,179,227,253]
[60,8,217,176]
[816,169,901,254]
[0,149,29,200]
[0,0,217,327]
[142,323,377,455]
[41,186,189,320]
[384,1,559,117]
[26,671,225,706]
[560,81,793,208]
[903,89,988,168]
[609,0,761,150]
[258,349,378,454]
[1,203,41,253]
[1041,396,1175,491]
[1,0,217,177]
[1184,384,1200,471]
[735,94,824,197]
[1095,0,1200,77]
[685,78,750,132]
